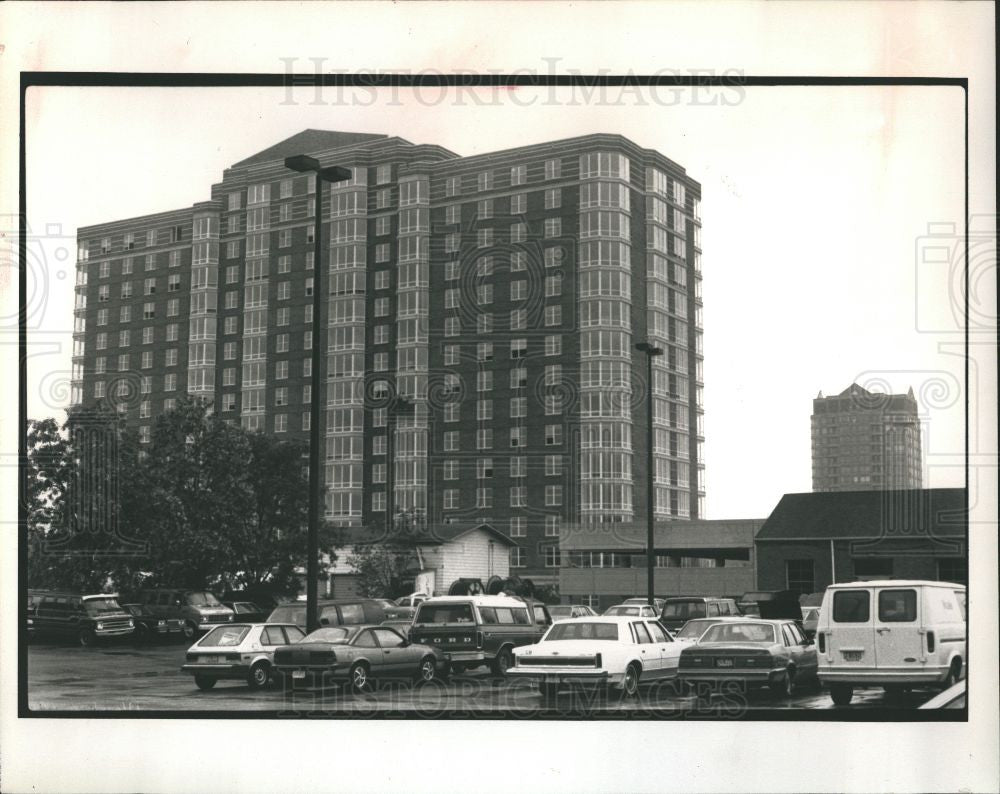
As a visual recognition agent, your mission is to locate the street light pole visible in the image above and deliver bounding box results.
[284,156,352,634]
[635,341,663,609]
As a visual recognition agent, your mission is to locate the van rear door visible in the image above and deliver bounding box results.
[873,586,923,671]
[826,587,875,669]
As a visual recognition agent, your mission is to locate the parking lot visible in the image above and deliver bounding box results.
[25,639,941,715]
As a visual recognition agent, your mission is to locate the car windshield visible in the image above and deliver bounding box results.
[675,620,717,639]
[83,597,124,615]
[662,601,706,619]
[604,606,639,616]
[300,627,353,644]
[700,623,775,644]
[186,592,222,606]
[268,605,305,623]
[545,622,620,641]
[414,603,475,624]
[199,626,250,647]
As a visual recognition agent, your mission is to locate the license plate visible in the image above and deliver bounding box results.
[715,658,734,668]
[292,670,306,680]
[842,650,863,662]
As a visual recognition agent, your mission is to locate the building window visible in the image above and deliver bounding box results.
[545,425,562,446]
[477,342,493,362]
[119,306,131,323]
[544,305,562,327]
[786,560,815,593]
[544,218,562,238]
[511,548,527,568]
[477,171,493,192]
[510,486,526,507]
[476,487,493,509]
[510,368,527,389]
[510,223,527,243]
[477,284,493,305]
[543,547,562,568]
[165,374,177,392]
[545,274,562,297]
[545,485,562,506]
[544,158,561,180]
[477,228,493,248]
[510,308,526,330]
[477,314,492,334]
[477,370,493,392]
[545,335,562,356]
[545,455,562,476]
[545,515,560,537]
[443,489,459,510]
[478,199,493,220]
[510,397,526,418]
[510,457,526,478]
[444,431,459,452]
[444,317,460,337]
[510,193,526,214]
[476,429,493,450]
[477,399,493,421]
[143,303,155,320]
[510,517,526,538]
[509,426,526,447]
[510,165,527,186]
[510,251,527,272]
[544,188,562,209]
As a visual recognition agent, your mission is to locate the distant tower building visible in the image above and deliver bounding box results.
[811,383,922,492]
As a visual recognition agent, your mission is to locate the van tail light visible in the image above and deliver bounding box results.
[595,653,602,668]
[818,633,826,653]
[926,631,935,653]
[476,631,484,649]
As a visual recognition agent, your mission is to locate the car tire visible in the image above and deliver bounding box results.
[78,630,95,648]
[491,647,514,678]
[771,669,795,698]
[416,657,437,685]
[943,660,962,689]
[622,663,640,697]
[349,663,371,693]
[183,621,197,640]
[194,675,216,691]
[248,661,270,691]
[830,682,853,706]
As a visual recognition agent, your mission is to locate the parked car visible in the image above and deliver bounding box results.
[181,622,305,691]
[380,617,414,638]
[220,589,292,611]
[671,616,748,645]
[603,604,658,619]
[134,588,235,638]
[273,624,447,692]
[265,598,387,628]
[409,595,547,676]
[623,597,667,613]
[123,603,186,644]
[677,618,818,698]
[816,580,966,706]
[510,616,682,699]
[659,597,741,634]
[548,605,597,620]
[223,601,270,623]
[30,591,135,646]
[26,589,42,639]
[395,593,429,608]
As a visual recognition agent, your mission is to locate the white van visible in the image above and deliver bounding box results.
[816,580,966,706]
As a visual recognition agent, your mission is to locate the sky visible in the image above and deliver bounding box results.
[23,82,968,519]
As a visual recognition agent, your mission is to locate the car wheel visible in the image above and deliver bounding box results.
[183,621,197,640]
[491,648,514,677]
[248,661,270,691]
[416,657,437,684]
[943,660,962,688]
[194,675,216,691]
[349,663,370,693]
[622,663,640,697]
[771,669,795,698]
[830,682,853,706]
[78,630,95,648]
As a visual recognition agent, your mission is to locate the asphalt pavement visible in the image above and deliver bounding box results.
[25,638,939,715]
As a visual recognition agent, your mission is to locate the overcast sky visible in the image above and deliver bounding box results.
[24,83,967,518]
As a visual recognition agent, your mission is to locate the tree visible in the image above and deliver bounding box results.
[346,542,420,599]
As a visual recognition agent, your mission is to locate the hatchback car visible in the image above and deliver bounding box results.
[182,623,305,691]
[273,624,446,692]
[677,618,818,698]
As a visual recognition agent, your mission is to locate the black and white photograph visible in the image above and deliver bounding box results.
[1,3,996,793]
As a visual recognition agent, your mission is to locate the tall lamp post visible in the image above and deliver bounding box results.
[635,341,663,608]
[283,155,352,633]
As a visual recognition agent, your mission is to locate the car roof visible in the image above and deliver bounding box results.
[549,616,657,625]
[418,595,531,607]
[827,580,965,590]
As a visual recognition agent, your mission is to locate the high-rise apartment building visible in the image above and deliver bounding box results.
[72,129,704,584]
[811,383,923,492]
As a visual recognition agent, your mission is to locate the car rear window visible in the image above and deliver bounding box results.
[199,626,250,647]
[415,603,475,624]
[546,622,619,641]
[878,589,917,622]
[833,590,870,623]
[662,601,706,619]
[339,604,365,624]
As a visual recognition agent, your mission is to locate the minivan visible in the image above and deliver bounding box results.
[659,597,740,633]
[135,588,235,638]
[31,591,135,646]
[265,598,386,629]
[816,580,966,706]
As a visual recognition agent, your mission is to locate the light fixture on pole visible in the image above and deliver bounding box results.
[284,155,352,634]
[635,341,664,609]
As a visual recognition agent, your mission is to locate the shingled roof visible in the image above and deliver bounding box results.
[755,488,967,541]
[232,129,388,168]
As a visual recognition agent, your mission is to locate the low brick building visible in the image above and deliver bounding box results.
[755,488,967,594]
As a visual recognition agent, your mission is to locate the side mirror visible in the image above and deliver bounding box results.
[400,640,410,647]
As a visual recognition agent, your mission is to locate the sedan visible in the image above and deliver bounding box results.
[603,604,658,619]
[509,616,682,699]
[123,603,186,644]
[272,624,447,692]
[677,619,818,698]
[181,622,305,691]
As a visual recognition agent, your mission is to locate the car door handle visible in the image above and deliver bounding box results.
[876,628,891,634]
